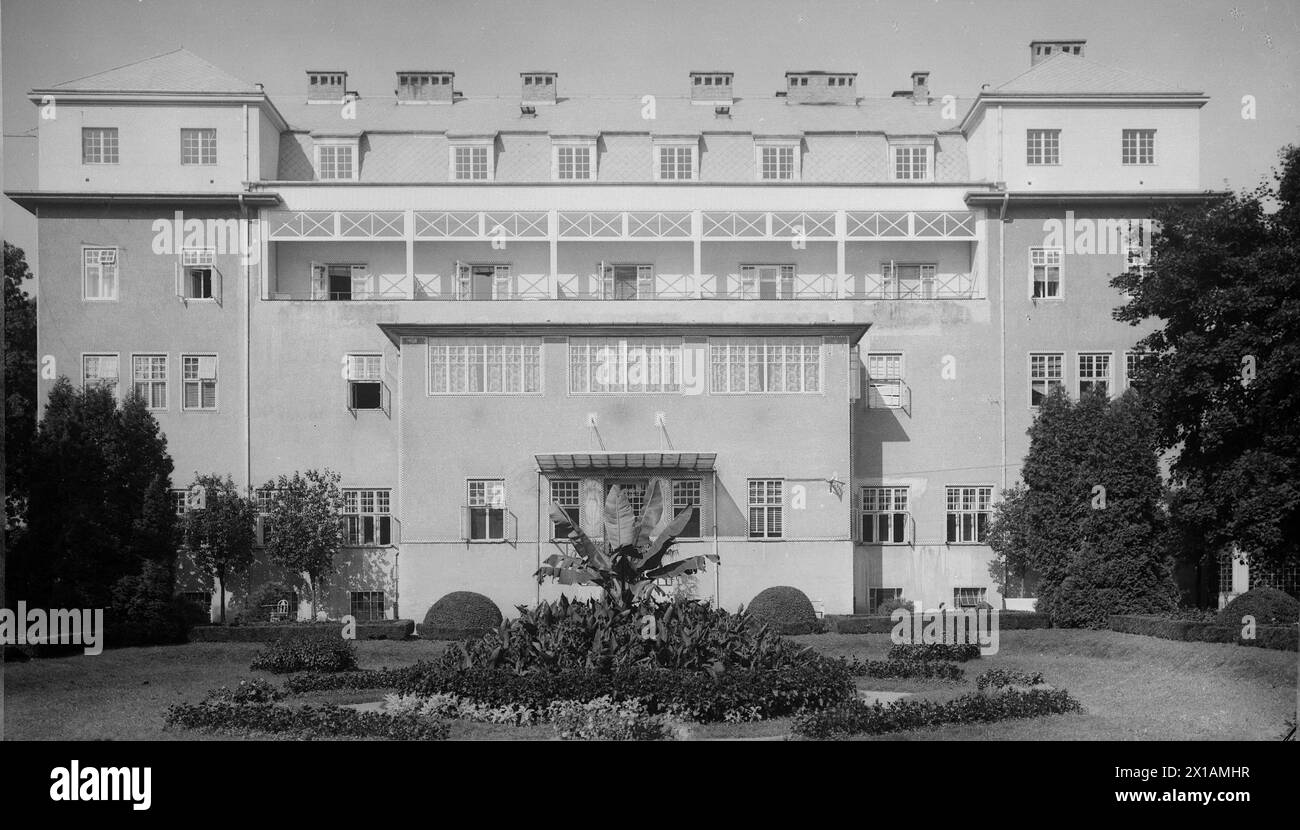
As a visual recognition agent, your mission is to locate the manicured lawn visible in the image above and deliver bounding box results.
[3,630,1293,740]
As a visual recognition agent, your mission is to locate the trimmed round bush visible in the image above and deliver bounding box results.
[877,596,914,616]
[419,591,503,640]
[1218,587,1300,627]
[746,586,820,635]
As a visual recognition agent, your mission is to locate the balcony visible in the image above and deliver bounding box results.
[265,271,983,301]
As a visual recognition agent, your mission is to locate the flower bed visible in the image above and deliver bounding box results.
[792,687,1082,739]
[163,701,450,740]
[249,638,358,673]
[840,656,966,682]
[886,643,981,662]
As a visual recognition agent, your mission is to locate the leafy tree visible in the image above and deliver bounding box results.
[4,241,38,535]
[990,388,1177,627]
[536,480,715,610]
[262,469,345,620]
[1112,144,1300,576]
[178,474,257,623]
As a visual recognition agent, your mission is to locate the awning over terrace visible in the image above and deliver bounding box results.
[534,452,717,473]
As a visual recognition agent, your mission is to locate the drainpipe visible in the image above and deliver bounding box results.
[712,469,720,609]
[239,193,251,493]
[999,189,1009,496]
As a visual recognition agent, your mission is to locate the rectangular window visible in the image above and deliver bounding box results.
[1026,129,1060,165]
[132,354,168,410]
[180,128,217,165]
[882,262,937,299]
[657,145,694,180]
[454,145,490,180]
[1029,352,1064,407]
[83,248,119,300]
[568,337,682,394]
[181,354,218,410]
[429,338,542,394]
[252,488,276,546]
[82,127,119,164]
[867,587,903,613]
[672,479,702,539]
[599,264,654,300]
[349,591,385,622]
[860,487,909,544]
[893,145,929,180]
[82,354,119,398]
[346,353,384,410]
[181,248,217,300]
[946,486,992,544]
[318,144,355,180]
[549,479,581,539]
[1125,351,1153,391]
[748,479,783,539]
[954,586,988,607]
[343,489,392,546]
[759,145,796,180]
[1122,129,1155,165]
[866,353,903,409]
[739,264,794,299]
[171,489,189,517]
[467,479,506,541]
[710,337,821,394]
[556,145,592,180]
[1078,353,1112,397]
[1030,248,1062,298]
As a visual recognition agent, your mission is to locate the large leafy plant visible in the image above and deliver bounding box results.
[535,480,717,609]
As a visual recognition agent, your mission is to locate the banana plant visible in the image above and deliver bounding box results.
[535,480,718,609]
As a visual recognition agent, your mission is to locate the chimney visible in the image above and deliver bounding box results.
[521,72,557,105]
[911,71,930,103]
[1029,39,1085,66]
[307,70,347,103]
[690,71,734,105]
[396,71,455,103]
[784,71,857,105]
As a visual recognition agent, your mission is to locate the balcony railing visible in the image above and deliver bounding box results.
[266,271,983,301]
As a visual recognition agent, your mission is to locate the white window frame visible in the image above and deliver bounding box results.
[1029,247,1063,299]
[1125,351,1153,391]
[181,353,219,411]
[747,479,784,539]
[82,127,119,164]
[549,479,582,540]
[466,478,507,542]
[889,139,933,182]
[343,488,392,546]
[450,139,495,181]
[82,247,119,301]
[1029,352,1065,408]
[709,337,822,395]
[314,137,359,181]
[552,138,596,181]
[568,337,683,394]
[179,247,218,301]
[754,138,800,182]
[349,590,386,622]
[866,352,904,409]
[1026,129,1061,166]
[1077,352,1113,397]
[946,486,993,545]
[859,486,910,544]
[131,353,168,411]
[954,586,989,607]
[652,137,698,181]
[81,353,120,399]
[180,128,217,166]
[1121,129,1155,166]
[428,337,542,395]
[346,353,385,411]
[881,262,938,300]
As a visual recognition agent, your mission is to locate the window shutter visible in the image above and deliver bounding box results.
[637,265,654,298]
[740,266,757,300]
[212,266,223,305]
[460,505,471,541]
[849,346,862,401]
[455,261,469,300]
[780,265,794,299]
[493,265,511,300]
[175,261,184,300]
[351,264,372,299]
[310,262,327,300]
[599,262,612,299]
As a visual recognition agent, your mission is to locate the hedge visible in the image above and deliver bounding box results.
[418,592,503,641]
[190,619,414,642]
[1109,615,1297,651]
[887,643,981,662]
[792,688,1082,739]
[827,612,1049,634]
[283,667,421,694]
[745,586,822,635]
[163,701,450,740]
[840,656,966,682]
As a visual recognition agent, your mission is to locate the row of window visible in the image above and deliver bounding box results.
[859,485,993,545]
[84,353,218,410]
[174,486,393,547]
[1029,350,1151,405]
[82,127,217,166]
[178,590,388,622]
[1029,236,1148,300]
[310,139,938,182]
[1026,128,1156,166]
[866,586,989,612]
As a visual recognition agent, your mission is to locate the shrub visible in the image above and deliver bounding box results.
[104,568,191,648]
[876,597,914,615]
[792,688,1083,739]
[745,586,820,635]
[1218,587,1300,627]
[235,581,299,625]
[397,658,854,724]
[384,692,542,726]
[283,666,420,694]
[418,591,503,640]
[975,669,1045,691]
[886,643,981,662]
[205,678,283,704]
[840,656,966,682]
[548,696,679,741]
[249,637,357,673]
[164,701,449,740]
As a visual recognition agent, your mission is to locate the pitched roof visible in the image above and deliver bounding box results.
[46,48,261,94]
[276,94,969,136]
[994,52,1195,95]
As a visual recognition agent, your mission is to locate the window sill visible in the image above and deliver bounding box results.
[465,538,510,544]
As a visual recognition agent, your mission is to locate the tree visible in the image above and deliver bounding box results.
[178,474,257,623]
[535,480,715,610]
[1111,145,1300,577]
[5,242,38,536]
[262,469,345,620]
[990,388,1177,627]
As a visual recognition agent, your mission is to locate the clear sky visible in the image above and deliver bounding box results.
[4,0,1299,276]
